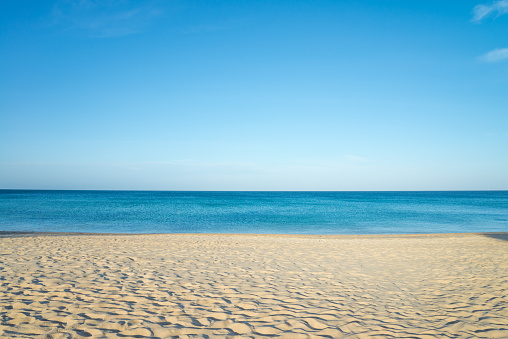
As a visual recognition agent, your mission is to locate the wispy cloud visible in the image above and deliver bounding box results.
[177,21,241,35]
[486,132,508,137]
[51,0,163,38]
[480,48,508,62]
[472,0,508,22]
[344,154,369,164]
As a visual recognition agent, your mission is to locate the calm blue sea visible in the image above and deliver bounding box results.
[0,190,507,235]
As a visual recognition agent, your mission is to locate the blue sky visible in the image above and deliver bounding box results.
[1,0,507,190]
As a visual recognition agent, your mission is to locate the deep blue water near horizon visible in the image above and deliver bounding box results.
[0,190,507,235]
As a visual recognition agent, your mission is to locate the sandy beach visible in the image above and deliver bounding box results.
[1,233,507,338]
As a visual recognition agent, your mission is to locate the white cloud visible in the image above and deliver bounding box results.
[52,0,163,38]
[472,0,508,22]
[480,48,508,62]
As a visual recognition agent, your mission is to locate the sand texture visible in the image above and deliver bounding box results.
[1,233,508,338]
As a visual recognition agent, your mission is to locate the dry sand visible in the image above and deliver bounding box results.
[1,233,508,338]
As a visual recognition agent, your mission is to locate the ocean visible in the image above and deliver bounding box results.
[0,190,507,235]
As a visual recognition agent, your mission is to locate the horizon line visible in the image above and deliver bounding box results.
[1,189,507,192]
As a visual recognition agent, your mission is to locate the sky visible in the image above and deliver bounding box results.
[1,0,507,191]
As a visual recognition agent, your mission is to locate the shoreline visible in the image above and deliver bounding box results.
[2,230,508,238]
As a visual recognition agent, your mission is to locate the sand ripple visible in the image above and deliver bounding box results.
[1,233,508,338]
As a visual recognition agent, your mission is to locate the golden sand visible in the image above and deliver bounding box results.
[1,233,507,338]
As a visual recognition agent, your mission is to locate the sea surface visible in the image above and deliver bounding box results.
[0,190,507,235]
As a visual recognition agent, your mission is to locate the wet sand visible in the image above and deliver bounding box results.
[1,233,507,338]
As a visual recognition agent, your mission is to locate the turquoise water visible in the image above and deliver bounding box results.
[0,190,507,234]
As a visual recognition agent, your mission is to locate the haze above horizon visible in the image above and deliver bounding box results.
[1,0,507,191]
